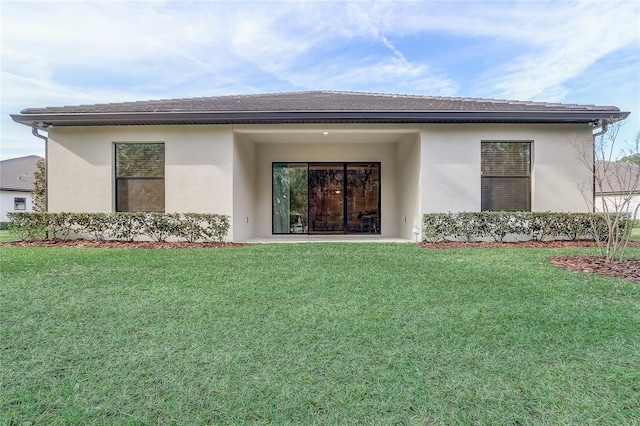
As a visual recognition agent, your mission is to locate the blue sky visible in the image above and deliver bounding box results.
[1,0,639,160]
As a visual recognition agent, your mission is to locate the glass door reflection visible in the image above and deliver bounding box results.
[272,163,308,234]
[273,162,380,235]
[347,164,380,233]
[309,164,345,233]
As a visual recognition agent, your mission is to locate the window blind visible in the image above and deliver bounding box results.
[481,142,531,211]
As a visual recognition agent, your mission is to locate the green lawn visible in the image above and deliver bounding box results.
[1,244,639,425]
[0,230,19,242]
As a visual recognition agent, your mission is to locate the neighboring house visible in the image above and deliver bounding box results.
[595,160,640,218]
[10,91,629,241]
[0,155,43,222]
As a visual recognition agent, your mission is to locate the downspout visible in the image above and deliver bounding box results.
[593,119,609,138]
[31,126,48,211]
[591,119,609,212]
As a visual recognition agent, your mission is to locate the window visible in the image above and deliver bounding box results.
[115,143,165,212]
[481,141,531,211]
[14,197,26,210]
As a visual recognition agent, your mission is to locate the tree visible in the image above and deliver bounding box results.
[618,152,640,165]
[572,121,640,262]
[32,158,46,212]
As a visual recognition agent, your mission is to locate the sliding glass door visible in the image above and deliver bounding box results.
[272,163,308,234]
[273,162,380,235]
[346,163,380,233]
[309,164,344,233]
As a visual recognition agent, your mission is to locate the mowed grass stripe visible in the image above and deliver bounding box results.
[1,244,639,425]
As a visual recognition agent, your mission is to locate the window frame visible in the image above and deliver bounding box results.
[14,197,27,211]
[481,141,532,212]
[114,142,165,212]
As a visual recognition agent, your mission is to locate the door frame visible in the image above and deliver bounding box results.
[272,162,381,235]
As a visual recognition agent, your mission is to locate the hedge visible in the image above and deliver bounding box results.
[6,212,230,243]
[422,211,631,243]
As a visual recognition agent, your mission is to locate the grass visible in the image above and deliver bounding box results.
[0,230,19,242]
[1,244,639,425]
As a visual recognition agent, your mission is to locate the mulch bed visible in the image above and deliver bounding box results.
[3,239,639,283]
[548,255,640,283]
[418,240,612,249]
[0,239,249,249]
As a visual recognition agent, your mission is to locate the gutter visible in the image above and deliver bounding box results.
[11,110,631,130]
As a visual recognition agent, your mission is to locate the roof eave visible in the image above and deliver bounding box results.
[11,110,630,130]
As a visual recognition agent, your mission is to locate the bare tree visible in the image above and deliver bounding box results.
[572,120,640,262]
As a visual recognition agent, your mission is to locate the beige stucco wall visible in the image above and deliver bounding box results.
[45,122,594,241]
[420,123,593,214]
[253,141,399,237]
[47,125,235,232]
[234,124,420,239]
[233,134,257,242]
[47,127,113,213]
[396,133,421,240]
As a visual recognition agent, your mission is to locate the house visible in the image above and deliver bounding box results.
[0,155,43,222]
[10,91,629,242]
[595,160,640,218]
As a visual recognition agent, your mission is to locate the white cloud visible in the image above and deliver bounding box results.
[1,0,639,158]
[470,1,639,101]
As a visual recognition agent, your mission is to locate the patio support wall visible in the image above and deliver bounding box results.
[253,141,399,238]
[396,133,421,240]
[232,134,257,242]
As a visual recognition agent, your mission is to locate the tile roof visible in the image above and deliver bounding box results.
[11,90,629,128]
[0,155,43,192]
[595,160,640,195]
[19,90,622,114]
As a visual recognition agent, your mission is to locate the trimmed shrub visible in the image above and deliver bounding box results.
[422,213,457,243]
[73,213,113,241]
[6,212,231,243]
[422,211,631,243]
[478,211,529,242]
[110,212,145,242]
[178,213,230,242]
[47,212,74,240]
[451,212,484,241]
[7,212,47,241]
[142,212,182,242]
